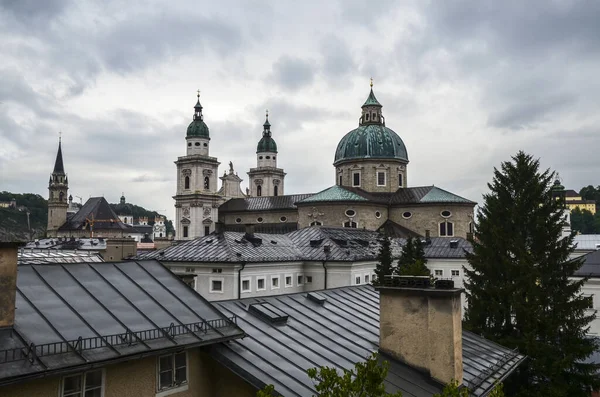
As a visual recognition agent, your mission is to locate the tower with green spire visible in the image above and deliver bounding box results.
[47,137,69,236]
[247,110,286,197]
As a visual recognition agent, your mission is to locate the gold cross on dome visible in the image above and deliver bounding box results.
[197,89,200,98]
[266,109,269,118]
[370,77,373,87]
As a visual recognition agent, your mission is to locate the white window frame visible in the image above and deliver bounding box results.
[256,276,266,291]
[352,171,361,187]
[297,273,304,286]
[377,171,386,186]
[306,275,313,284]
[284,274,293,288]
[439,220,454,237]
[355,276,361,285]
[209,277,224,294]
[156,351,189,397]
[61,369,105,397]
[271,275,280,290]
[364,273,370,284]
[451,269,460,277]
[434,269,444,277]
[241,276,251,293]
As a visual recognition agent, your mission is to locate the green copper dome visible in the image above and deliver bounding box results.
[187,96,210,138]
[256,112,277,153]
[334,124,408,165]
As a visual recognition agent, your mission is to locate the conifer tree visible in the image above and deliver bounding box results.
[396,236,429,276]
[464,151,600,396]
[374,234,393,285]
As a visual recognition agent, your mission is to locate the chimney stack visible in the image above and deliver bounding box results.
[0,243,19,328]
[245,224,255,237]
[376,276,463,385]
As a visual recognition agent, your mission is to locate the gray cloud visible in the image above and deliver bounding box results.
[270,56,316,91]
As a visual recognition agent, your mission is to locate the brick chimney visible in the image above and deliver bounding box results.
[0,243,19,328]
[376,276,463,385]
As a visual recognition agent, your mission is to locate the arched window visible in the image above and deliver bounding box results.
[274,185,278,196]
[257,185,262,196]
[159,233,163,237]
[204,176,209,190]
[184,176,190,190]
[439,221,454,237]
[365,113,370,121]
[310,221,323,226]
[344,221,357,228]
[59,191,64,202]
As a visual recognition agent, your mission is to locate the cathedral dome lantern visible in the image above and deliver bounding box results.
[256,111,278,153]
[186,91,210,139]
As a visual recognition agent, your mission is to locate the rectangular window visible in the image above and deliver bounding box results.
[212,268,222,273]
[297,274,304,286]
[353,172,361,187]
[241,278,251,293]
[339,175,343,185]
[185,267,194,273]
[306,276,312,284]
[377,171,386,186]
[586,295,594,309]
[285,275,292,287]
[398,173,403,187]
[158,352,187,392]
[364,274,370,283]
[204,226,210,236]
[210,278,223,293]
[451,270,460,277]
[447,222,454,236]
[257,277,266,291]
[183,226,188,238]
[434,269,443,277]
[62,370,103,397]
[355,276,361,285]
[271,276,280,289]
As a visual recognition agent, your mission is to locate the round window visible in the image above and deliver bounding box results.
[441,210,452,218]
[203,143,208,147]
[195,142,200,146]
[259,156,263,159]
[273,156,276,160]
[345,209,356,217]
[280,216,287,222]
[375,211,381,218]
[266,156,271,159]
[235,218,242,224]
[257,217,264,223]
[402,211,412,219]
[188,142,192,147]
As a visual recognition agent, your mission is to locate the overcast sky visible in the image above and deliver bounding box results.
[1,0,599,219]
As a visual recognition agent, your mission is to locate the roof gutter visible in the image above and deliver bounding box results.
[238,260,246,299]
[322,260,328,289]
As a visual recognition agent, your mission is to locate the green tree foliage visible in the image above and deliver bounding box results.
[0,192,48,240]
[374,234,393,285]
[580,185,600,207]
[433,381,504,397]
[396,236,429,276]
[464,151,600,396]
[570,208,600,234]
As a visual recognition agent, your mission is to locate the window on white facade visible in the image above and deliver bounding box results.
[355,276,361,285]
[451,270,460,277]
[377,171,386,186]
[212,268,222,273]
[435,269,443,277]
[365,274,370,283]
[61,370,103,397]
[440,221,454,237]
[586,295,594,309]
[306,276,312,284]
[285,275,292,287]
[257,277,266,291]
[183,226,188,238]
[241,278,251,293]
[185,267,194,273]
[297,274,304,286]
[353,172,361,187]
[210,278,223,293]
[158,352,187,392]
[271,276,280,289]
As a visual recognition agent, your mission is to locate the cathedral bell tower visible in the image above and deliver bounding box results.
[47,138,69,236]
[173,91,222,240]
[247,111,286,197]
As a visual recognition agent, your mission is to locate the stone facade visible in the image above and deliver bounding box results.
[220,209,298,226]
[47,141,68,237]
[297,203,388,229]
[336,160,407,192]
[389,204,474,238]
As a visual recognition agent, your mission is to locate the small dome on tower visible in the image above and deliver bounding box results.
[256,110,277,153]
[187,91,210,138]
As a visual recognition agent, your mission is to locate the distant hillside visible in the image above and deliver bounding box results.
[0,191,174,241]
[0,192,47,241]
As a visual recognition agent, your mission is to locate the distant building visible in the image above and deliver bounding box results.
[565,189,597,214]
[0,198,16,209]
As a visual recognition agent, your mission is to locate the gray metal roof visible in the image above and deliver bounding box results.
[574,235,600,251]
[18,249,104,265]
[207,285,525,397]
[58,197,128,232]
[0,260,243,385]
[138,227,473,263]
[25,237,107,251]
[219,194,315,213]
[574,250,600,277]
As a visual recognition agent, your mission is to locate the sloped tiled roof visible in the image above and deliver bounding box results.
[208,285,525,397]
[0,260,243,385]
[58,197,128,232]
[138,227,473,263]
[297,185,370,204]
[18,250,104,265]
[219,194,314,213]
[419,186,476,204]
[574,250,600,277]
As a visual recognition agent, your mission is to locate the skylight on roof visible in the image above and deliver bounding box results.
[248,302,289,324]
[306,292,327,305]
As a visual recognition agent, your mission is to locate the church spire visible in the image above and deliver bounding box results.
[360,79,384,126]
[193,89,203,121]
[362,78,382,108]
[263,109,271,137]
[53,136,65,174]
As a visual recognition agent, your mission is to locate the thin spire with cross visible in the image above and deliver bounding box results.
[370,77,373,88]
[197,89,200,99]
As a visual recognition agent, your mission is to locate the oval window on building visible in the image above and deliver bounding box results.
[257,217,264,223]
[203,143,208,147]
[280,216,287,222]
[441,210,452,218]
[235,218,242,224]
[188,142,192,147]
[259,156,263,159]
[195,142,200,146]
[266,156,271,159]
[345,209,356,217]
[273,156,276,160]
[402,211,412,219]
[375,211,381,218]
